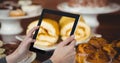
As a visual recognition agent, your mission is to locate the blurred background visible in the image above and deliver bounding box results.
[0,0,120,62]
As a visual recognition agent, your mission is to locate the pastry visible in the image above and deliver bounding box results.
[87,49,110,63]
[26,19,59,47]
[77,43,96,54]
[9,9,26,17]
[103,44,117,58]
[59,16,91,43]
[88,37,108,48]
[111,39,120,48]
[76,43,96,63]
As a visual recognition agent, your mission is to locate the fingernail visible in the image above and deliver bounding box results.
[71,35,75,38]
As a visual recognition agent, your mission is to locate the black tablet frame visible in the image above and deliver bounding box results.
[30,9,80,53]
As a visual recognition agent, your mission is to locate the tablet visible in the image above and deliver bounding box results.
[30,9,80,53]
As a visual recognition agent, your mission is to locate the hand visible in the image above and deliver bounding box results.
[50,35,76,63]
[6,26,39,63]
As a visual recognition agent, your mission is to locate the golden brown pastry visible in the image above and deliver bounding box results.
[77,43,96,54]
[103,44,117,58]
[76,37,120,63]
[76,43,96,63]
[86,49,110,63]
[112,39,120,48]
[88,37,108,48]
[76,53,87,63]
[9,9,26,17]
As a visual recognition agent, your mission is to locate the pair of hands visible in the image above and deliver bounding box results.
[6,26,76,63]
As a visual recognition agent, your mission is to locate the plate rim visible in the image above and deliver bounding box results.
[57,2,120,14]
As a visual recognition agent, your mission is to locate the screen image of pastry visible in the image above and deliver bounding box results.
[26,13,91,49]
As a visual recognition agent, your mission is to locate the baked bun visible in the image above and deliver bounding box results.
[9,9,26,17]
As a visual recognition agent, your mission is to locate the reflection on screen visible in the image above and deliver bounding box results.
[33,13,75,49]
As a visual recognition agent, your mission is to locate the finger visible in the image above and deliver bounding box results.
[60,35,75,46]
[22,38,36,47]
[26,39,36,44]
[68,39,76,48]
[27,26,39,37]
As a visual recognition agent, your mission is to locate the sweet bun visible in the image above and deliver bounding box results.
[9,9,26,17]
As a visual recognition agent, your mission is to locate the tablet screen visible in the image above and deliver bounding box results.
[30,9,80,51]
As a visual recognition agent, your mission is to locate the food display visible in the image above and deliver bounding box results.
[68,0,109,7]
[76,37,120,63]
[60,16,91,42]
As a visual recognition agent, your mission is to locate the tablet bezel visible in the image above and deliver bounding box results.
[29,9,80,53]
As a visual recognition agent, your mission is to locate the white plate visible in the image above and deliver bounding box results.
[0,5,42,20]
[15,34,102,51]
[0,10,42,20]
[57,2,120,14]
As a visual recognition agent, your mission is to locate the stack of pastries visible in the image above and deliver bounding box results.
[76,37,120,63]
